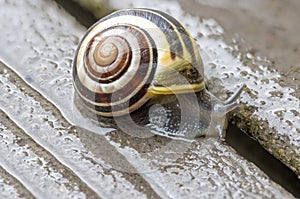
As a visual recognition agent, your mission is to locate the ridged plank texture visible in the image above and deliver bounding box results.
[0,165,34,199]
[0,108,96,198]
[0,0,296,198]
[0,62,151,198]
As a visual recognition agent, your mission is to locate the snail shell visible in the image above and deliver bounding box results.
[73,8,244,128]
[73,8,205,117]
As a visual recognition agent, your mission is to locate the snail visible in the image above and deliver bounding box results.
[72,8,244,138]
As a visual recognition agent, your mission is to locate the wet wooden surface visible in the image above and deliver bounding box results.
[76,0,300,178]
[0,0,297,198]
[181,0,300,177]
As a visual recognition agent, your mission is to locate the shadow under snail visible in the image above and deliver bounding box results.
[72,8,245,139]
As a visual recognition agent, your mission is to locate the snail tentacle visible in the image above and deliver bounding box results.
[213,84,245,113]
[214,101,239,113]
[224,83,246,105]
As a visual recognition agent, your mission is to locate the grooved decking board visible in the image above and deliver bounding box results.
[0,0,295,198]
[0,62,150,198]
[0,165,34,199]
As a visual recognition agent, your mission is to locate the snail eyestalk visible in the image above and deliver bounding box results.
[210,84,245,140]
[213,84,245,113]
[214,102,239,113]
[224,83,246,105]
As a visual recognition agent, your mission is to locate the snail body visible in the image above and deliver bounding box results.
[73,8,244,138]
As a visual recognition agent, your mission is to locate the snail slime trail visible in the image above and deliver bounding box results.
[72,8,245,138]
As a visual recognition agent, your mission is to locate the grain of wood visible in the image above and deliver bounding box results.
[0,0,296,198]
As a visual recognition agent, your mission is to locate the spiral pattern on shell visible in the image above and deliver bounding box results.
[73,8,204,117]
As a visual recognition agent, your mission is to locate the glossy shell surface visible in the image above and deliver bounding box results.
[73,8,204,116]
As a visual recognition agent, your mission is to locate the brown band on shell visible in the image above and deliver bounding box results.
[102,9,185,60]
[73,25,158,114]
[79,42,157,114]
[84,31,132,83]
[144,9,198,65]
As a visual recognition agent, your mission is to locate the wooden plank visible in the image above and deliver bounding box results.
[0,166,34,199]
[0,0,295,198]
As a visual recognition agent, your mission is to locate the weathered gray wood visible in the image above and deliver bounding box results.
[0,0,296,198]
[75,0,300,177]
[182,0,300,177]
[0,100,101,198]
[0,165,34,199]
